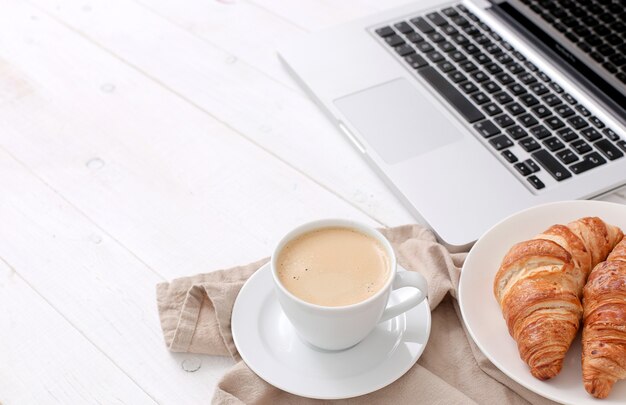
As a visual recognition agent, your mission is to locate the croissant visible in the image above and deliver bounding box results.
[493,217,623,380]
[582,236,626,398]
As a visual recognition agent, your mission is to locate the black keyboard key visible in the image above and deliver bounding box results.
[442,7,459,17]
[460,81,479,93]
[530,83,549,95]
[376,26,395,37]
[570,152,606,174]
[496,54,513,64]
[474,53,492,65]
[394,22,414,34]
[532,104,551,118]
[385,35,405,47]
[428,32,445,43]
[484,64,503,76]
[474,35,490,44]
[407,32,425,43]
[489,134,514,150]
[460,61,478,72]
[518,72,537,85]
[482,81,501,94]
[411,17,435,33]
[532,149,572,181]
[520,94,539,106]
[438,61,455,72]
[427,12,448,26]
[554,105,575,117]
[485,43,503,55]
[483,102,503,116]
[595,139,624,160]
[505,102,525,116]
[395,44,415,56]
[418,66,485,123]
[571,139,592,154]
[507,125,528,139]
[450,50,467,62]
[562,93,577,104]
[527,175,545,189]
[494,91,513,104]
[512,51,526,61]
[519,113,539,128]
[515,162,533,176]
[542,93,562,106]
[448,70,467,83]
[463,26,481,37]
[520,137,541,151]
[494,114,515,127]
[462,43,480,54]
[603,128,620,141]
[567,115,588,129]
[438,41,456,52]
[474,120,500,137]
[452,16,469,26]
[427,51,445,63]
[471,91,490,104]
[575,105,591,117]
[557,128,578,142]
[496,73,515,85]
[550,82,564,93]
[544,116,565,130]
[501,149,518,163]
[471,71,489,82]
[508,83,526,96]
[523,158,540,173]
[416,42,435,53]
[442,25,458,36]
[618,140,626,152]
[452,34,469,45]
[404,53,428,69]
[525,61,538,72]
[581,127,602,141]
[537,72,551,82]
[589,116,605,129]
[556,149,579,164]
[543,136,565,151]
[506,63,524,74]
[531,125,551,139]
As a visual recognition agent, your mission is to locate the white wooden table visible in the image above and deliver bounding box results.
[1,0,625,403]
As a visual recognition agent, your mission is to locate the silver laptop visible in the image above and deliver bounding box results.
[279,0,626,249]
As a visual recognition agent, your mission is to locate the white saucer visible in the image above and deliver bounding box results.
[231,263,431,400]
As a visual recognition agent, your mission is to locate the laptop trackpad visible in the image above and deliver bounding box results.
[334,78,463,164]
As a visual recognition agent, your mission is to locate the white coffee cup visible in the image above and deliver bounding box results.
[271,219,428,351]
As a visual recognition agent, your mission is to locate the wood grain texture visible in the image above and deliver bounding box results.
[0,246,156,404]
[30,0,416,228]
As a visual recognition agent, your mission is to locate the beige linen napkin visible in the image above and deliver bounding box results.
[157,225,559,404]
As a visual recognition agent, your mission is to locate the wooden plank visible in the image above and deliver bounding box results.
[0,256,155,404]
[0,1,378,275]
[133,0,304,89]
[0,147,234,403]
[30,0,416,228]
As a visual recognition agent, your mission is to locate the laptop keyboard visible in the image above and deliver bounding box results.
[374,4,625,191]
[521,0,626,83]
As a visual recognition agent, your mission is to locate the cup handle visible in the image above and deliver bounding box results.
[379,267,428,323]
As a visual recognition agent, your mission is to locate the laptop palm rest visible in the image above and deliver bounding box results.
[334,78,463,164]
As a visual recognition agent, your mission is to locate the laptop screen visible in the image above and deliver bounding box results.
[490,0,626,118]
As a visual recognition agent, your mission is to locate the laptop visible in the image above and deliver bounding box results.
[279,0,626,249]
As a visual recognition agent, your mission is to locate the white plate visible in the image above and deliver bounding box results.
[231,263,431,399]
[459,200,626,405]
